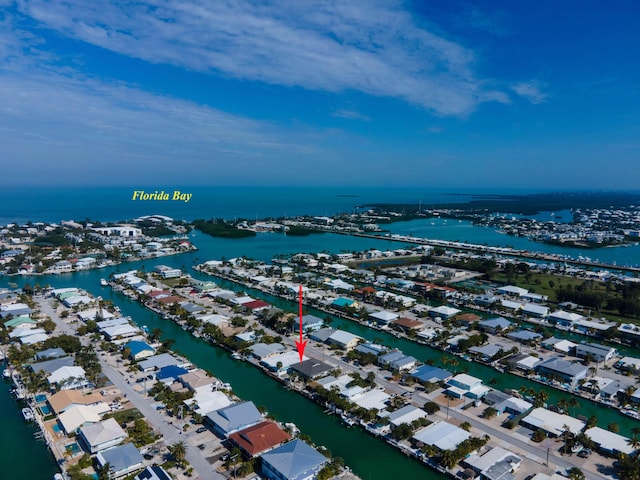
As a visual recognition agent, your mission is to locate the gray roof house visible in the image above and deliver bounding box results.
[479,317,512,334]
[205,401,263,437]
[260,439,328,480]
[535,357,589,386]
[79,417,127,453]
[96,443,144,479]
[30,356,74,374]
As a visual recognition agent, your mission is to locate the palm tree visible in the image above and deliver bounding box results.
[567,397,579,416]
[533,390,549,408]
[630,427,640,448]
[439,449,458,470]
[557,397,569,414]
[169,441,187,467]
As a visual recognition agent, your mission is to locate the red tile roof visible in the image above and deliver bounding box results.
[155,295,183,304]
[243,300,270,310]
[228,421,291,457]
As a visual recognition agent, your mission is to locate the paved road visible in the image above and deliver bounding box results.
[99,361,225,480]
[37,296,225,480]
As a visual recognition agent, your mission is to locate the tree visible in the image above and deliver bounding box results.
[439,449,458,470]
[608,422,620,433]
[615,453,640,480]
[533,390,549,408]
[482,407,497,419]
[169,441,187,467]
[460,421,471,432]
[630,427,640,448]
[567,467,585,480]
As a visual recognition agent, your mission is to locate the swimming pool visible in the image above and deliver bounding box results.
[65,443,80,455]
[39,405,51,415]
[52,423,61,433]
[34,394,47,403]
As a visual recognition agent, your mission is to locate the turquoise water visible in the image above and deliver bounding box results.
[2,190,640,478]
[386,217,640,267]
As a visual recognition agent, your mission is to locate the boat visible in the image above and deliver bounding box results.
[22,407,35,421]
[231,352,242,360]
[100,278,108,286]
[3,368,11,378]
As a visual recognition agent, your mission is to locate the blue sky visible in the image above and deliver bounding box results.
[1,0,639,189]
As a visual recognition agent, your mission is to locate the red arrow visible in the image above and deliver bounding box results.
[295,285,307,362]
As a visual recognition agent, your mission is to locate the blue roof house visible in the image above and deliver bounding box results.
[261,439,328,480]
[125,340,156,361]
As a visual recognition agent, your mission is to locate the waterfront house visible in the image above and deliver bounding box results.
[409,365,452,384]
[522,303,549,318]
[355,341,388,357]
[520,408,585,437]
[469,344,506,362]
[411,421,470,451]
[535,357,588,386]
[478,317,512,334]
[47,365,89,390]
[124,340,156,361]
[575,342,617,363]
[48,390,104,415]
[293,314,324,333]
[156,365,189,384]
[30,356,75,375]
[496,285,528,297]
[390,317,424,333]
[503,353,541,373]
[59,403,111,434]
[462,446,522,480]
[326,330,362,350]
[369,310,398,325]
[446,374,489,399]
[138,353,183,372]
[260,439,328,480]
[429,305,461,320]
[378,351,417,371]
[249,343,286,361]
[540,337,577,354]
[96,442,145,479]
[290,359,333,381]
[79,417,127,453]
[386,405,429,427]
[352,389,391,410]
[261,351,308,375]
[485,391,532,416]
[506,330,542,345]
[184,387,232,416]
[548,310,585,328]
[206,401,264,437]
[228,421,292,458]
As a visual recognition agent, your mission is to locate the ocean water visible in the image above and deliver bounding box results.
[0,185,542,224]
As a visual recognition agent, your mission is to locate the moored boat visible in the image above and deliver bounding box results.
[22,407,35,421]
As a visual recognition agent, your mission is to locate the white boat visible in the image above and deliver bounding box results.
[22,407,35,421]
[3,368,11,378]
[100,278,108,286]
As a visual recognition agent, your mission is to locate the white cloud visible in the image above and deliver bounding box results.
[512,80,548,104]
[17,0,510,115]
[332,109,371,121]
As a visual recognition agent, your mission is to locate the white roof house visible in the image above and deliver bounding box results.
[184,388,232,416]
[521,408,585,437]
[370,310,399,324]
[47,366,87,386]
[412,421,470,451]
[352,390,390,410]
[59,403,111,434]
[79,417,128,453]
[429,305,461,319]
[497,285,528,296]
[585,426,636,455]
[387,405,428,427]
[327,330,362,350]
